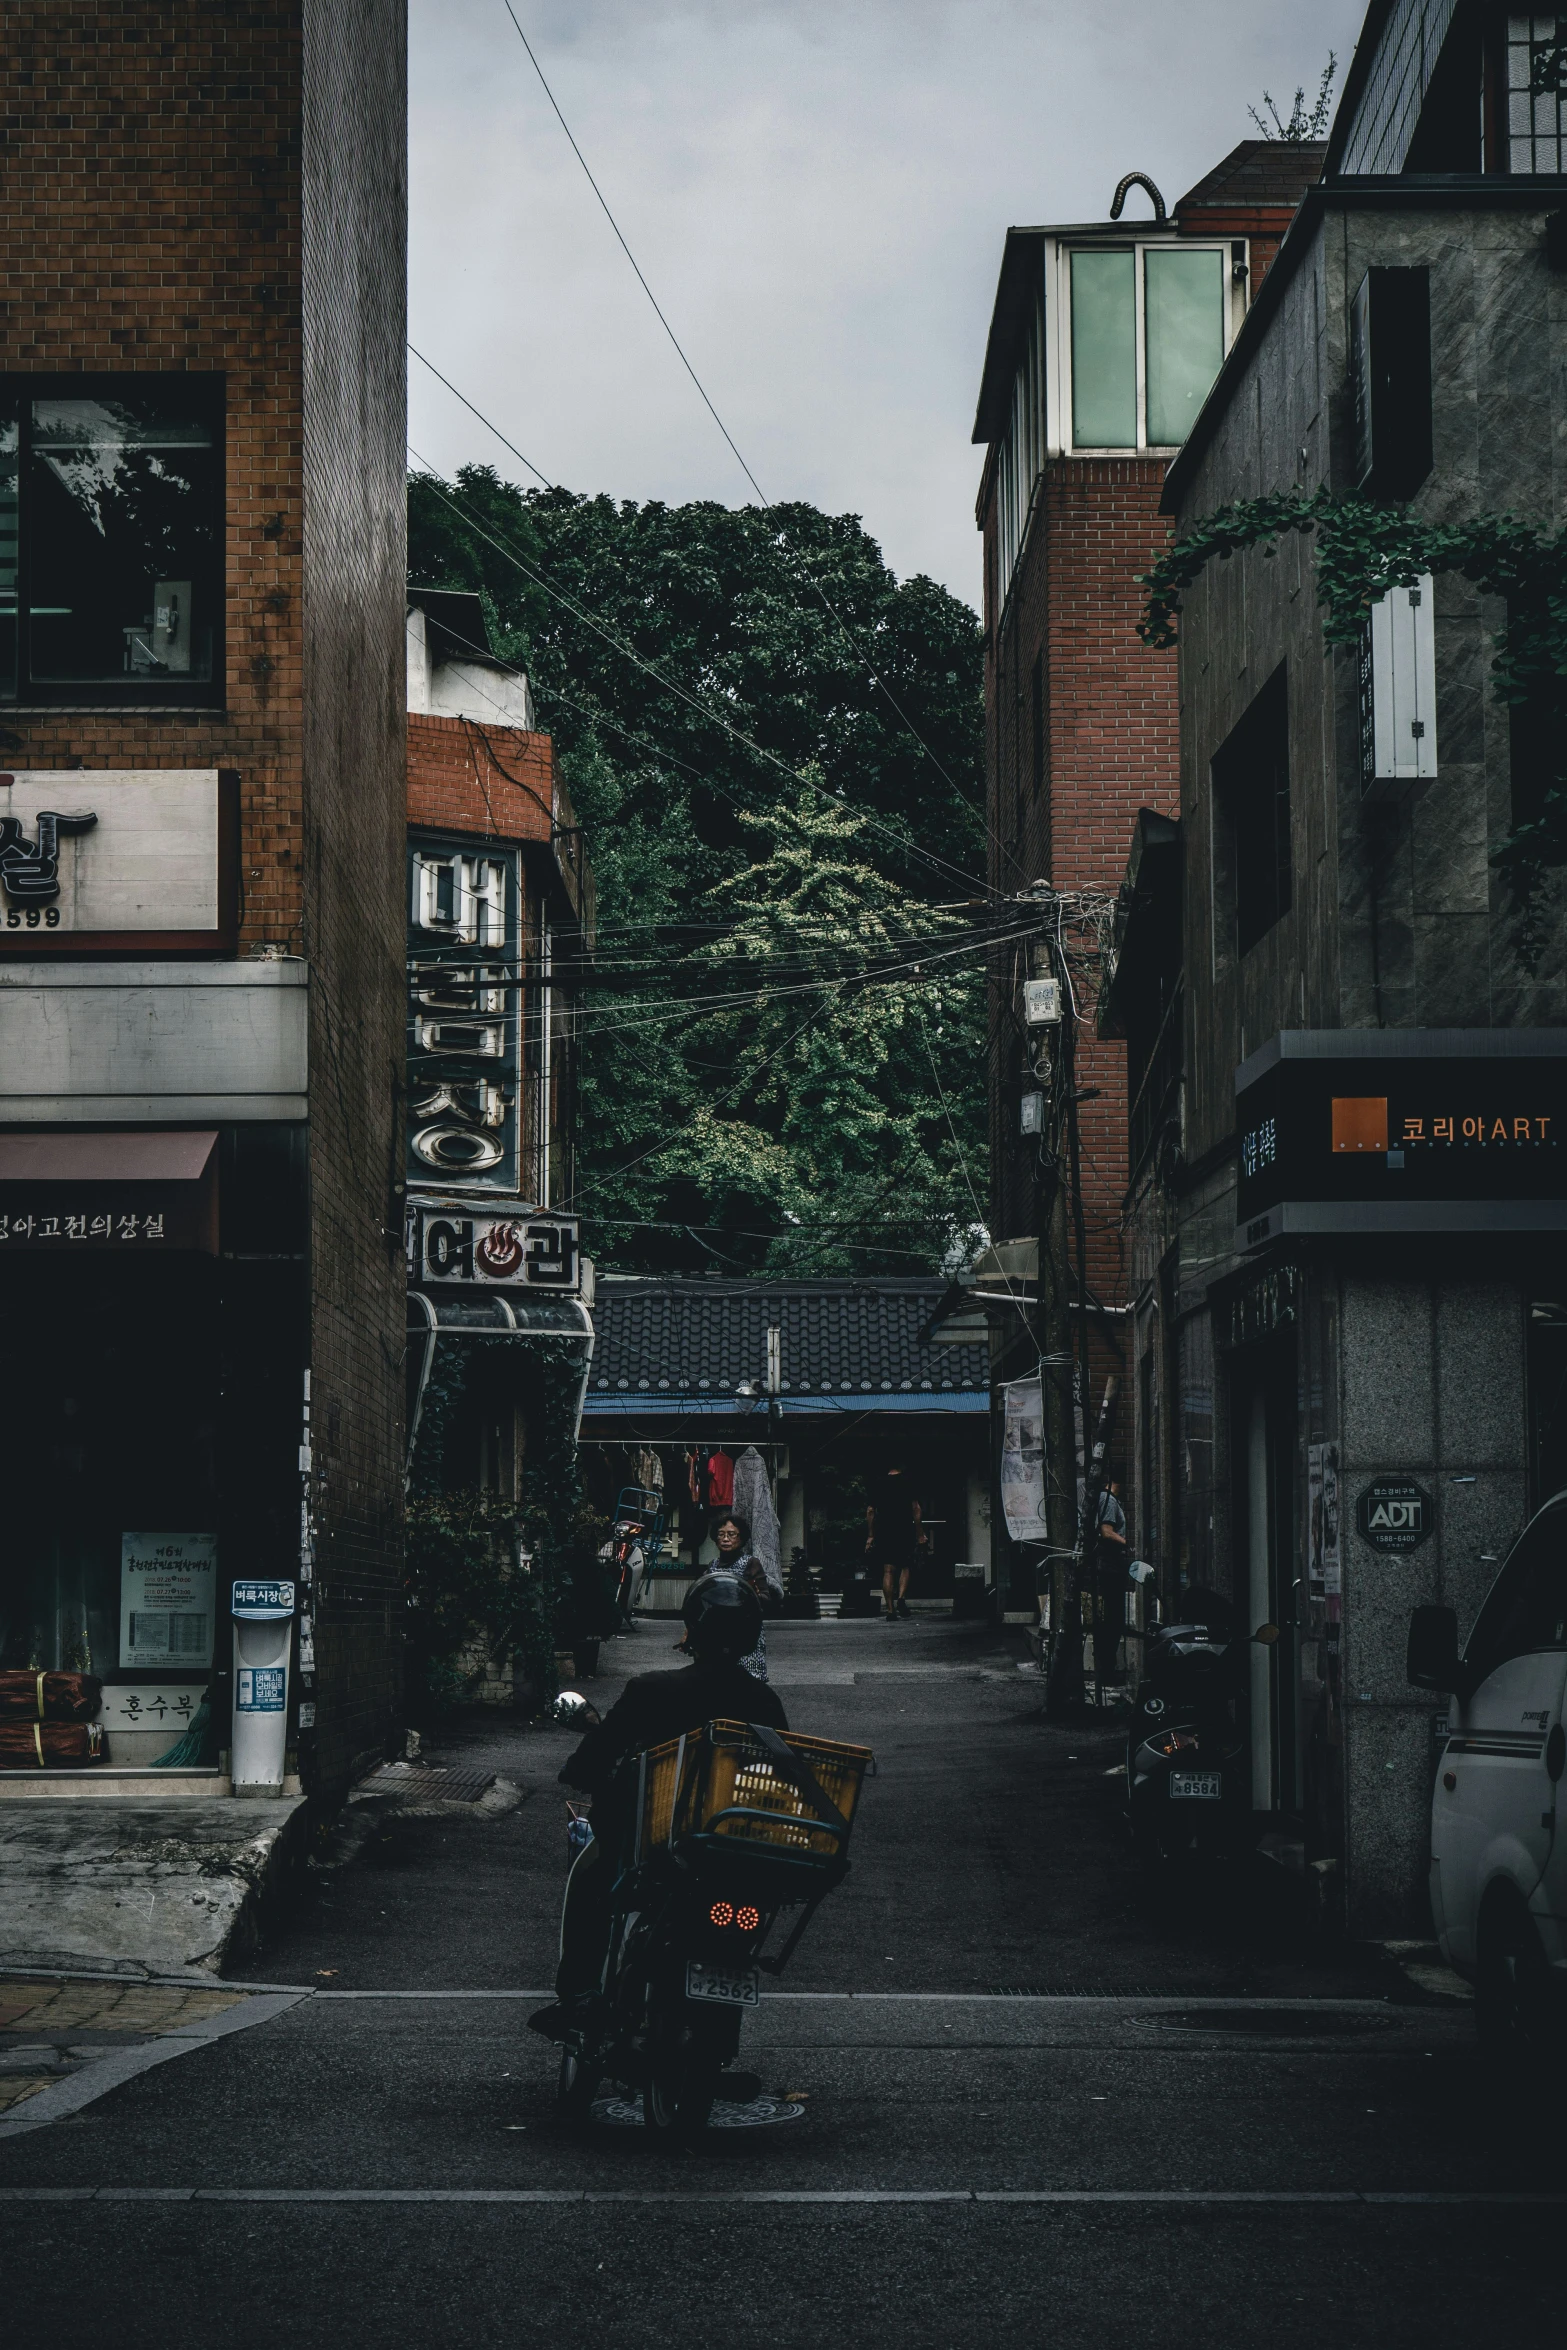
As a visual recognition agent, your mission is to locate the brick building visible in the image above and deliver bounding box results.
[968,144,1322,1626]
[0,6,408,1800]
[402,591,594,1611]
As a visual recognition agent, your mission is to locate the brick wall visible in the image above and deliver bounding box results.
[986,458,1180,1330]
[406,714,558,842]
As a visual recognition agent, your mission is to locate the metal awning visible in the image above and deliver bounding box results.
[406,1288,595,1475]
[0,1129,218,1182]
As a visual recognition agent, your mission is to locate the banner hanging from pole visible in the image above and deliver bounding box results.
[1000,1377,1049,1542]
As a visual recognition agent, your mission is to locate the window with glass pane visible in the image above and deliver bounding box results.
[1508,16,1567,173]
[1071,250,1136,450]
[1144,248,1225,448]
[0,381,221,700]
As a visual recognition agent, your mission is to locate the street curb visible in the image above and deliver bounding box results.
[0,1989,311,2138]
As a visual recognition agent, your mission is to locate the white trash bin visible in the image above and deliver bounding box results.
[231,1578,295,1795]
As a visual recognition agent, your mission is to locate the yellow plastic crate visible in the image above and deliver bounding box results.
[638,1719,872,1861]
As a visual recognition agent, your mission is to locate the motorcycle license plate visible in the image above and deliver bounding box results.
[686,1961,760,2007]
[1169,1771,1222,1802]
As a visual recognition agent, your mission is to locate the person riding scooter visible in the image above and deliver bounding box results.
[529,1573,788,2043]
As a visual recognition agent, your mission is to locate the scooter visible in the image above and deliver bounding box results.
[1125,1606,1267,1870]
[554,1718,871,2141]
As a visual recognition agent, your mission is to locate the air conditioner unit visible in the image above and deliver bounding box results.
[1358,576,1437,790]
[1022,976,1062,1026]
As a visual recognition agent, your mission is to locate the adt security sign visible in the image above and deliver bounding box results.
[1355,1479,1433,1553]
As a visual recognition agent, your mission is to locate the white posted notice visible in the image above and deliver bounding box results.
[119,1532,218,1670]
[1000,1378,1049,1543]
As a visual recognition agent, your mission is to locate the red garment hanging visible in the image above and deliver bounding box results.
[706,1450,735,1510]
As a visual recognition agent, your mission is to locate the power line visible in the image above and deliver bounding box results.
[482,8,1027,886]
[408,448,996,899]
[408,344,557,490]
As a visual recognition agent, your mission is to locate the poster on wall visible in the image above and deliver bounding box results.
[119,1532,217,1670]
[1307,1442,1341,1600]
[1000,1378,1049,1543]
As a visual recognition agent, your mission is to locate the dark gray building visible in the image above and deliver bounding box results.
[1110,1,1567,1933]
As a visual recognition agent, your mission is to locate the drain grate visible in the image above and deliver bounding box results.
[1155,2007,1393,2038]
[360,1763,496,1805]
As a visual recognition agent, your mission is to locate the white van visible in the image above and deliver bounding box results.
[1407,1495,1567,2062]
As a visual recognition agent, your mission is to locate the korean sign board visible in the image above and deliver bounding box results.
[0,769,237,953]
[119,1532,217,1670]
[412,1203,581,1294]
[407,833,524,1194]
[1236,1036,1567,1233]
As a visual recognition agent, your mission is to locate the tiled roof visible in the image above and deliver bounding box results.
[586,1277,988,1400]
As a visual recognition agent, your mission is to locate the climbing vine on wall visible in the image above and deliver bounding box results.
[406,1334,599,1708]
[1137,490,1567,934]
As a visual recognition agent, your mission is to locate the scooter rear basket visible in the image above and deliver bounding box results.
[637,1718,871,1864]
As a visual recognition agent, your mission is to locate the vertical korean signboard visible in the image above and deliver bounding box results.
[407,834,524,1193]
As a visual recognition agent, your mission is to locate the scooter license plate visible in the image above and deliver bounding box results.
[686,1961,760,2007]
[1169,1771,1222,1801]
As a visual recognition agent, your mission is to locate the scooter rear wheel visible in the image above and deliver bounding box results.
[643,2005,722,2143]
[557,2044,602,2125]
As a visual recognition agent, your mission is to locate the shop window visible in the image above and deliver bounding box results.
[0,378,223,704]
[1214,666,1292,959]
[1069,244,1227,452]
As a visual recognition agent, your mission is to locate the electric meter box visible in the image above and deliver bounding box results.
[231,1578,295,1794]
[1358,576,1437,792]
[1022,977,1062,1026]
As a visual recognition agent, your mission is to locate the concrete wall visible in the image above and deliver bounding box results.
[1335,1269,1528,1935]
[1171,195,1567,1164]
[298,0,409,1798]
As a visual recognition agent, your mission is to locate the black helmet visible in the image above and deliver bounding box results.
[681,1572,762,1659]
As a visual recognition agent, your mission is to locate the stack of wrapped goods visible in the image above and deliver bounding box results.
[0,1671,107,1768]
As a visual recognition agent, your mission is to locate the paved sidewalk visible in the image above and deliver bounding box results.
[0,1977,251,2115]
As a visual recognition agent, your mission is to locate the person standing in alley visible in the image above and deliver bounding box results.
[867,1464,925,1622]
[1091,1477,1129,1688]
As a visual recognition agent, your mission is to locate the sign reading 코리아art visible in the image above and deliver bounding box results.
[1355,1478,1433,1554]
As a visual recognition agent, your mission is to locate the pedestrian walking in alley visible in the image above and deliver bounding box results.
[868,1464,926,1621]
[709,1512,776,1679]
[1092,1478,1129,1690]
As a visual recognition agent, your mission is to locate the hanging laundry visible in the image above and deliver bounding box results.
[732,1447,784,1598]
[705,1449,735,1511]
[633,1446,664,1495]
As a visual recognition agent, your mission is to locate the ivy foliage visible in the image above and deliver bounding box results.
[1137,489,1567,898]
[405,1333,605,1709]
[407,469,989,1276]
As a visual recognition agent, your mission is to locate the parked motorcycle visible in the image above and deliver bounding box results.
[556,1717,872,2140]
[1126,1597,1273,1870]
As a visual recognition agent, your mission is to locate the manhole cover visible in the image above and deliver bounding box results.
[592,2093,806,2130]
[1155,2008,1392,2038]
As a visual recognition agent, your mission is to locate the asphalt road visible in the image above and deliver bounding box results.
[4,1615,1562,2348]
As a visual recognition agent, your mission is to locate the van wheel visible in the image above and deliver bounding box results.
[1476,1893,1559,2073]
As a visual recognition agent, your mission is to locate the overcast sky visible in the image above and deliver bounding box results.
[408,0,1366,611]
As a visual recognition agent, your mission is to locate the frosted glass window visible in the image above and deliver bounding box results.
[1070,250,1135,449]
[1144,248,1226,448]
[1508,15,1567,173]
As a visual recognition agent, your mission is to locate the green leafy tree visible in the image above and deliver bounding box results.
[407,471,990,1272]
